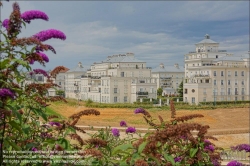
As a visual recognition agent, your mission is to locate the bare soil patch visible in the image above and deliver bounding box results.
[49,102,249,148]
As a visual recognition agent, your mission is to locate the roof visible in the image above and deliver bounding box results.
[196,34,218,44]
[103,54,145,63]
[67,62,87,73]
[213,56,244,62]
[152,65,184,73]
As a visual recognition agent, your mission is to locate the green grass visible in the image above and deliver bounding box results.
[45,107,65,118]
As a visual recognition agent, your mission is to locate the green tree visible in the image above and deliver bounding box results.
[177,81,183,97]
[157,87,163,96]
[56,90,65,96]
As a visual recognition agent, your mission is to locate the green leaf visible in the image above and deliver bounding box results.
[190,147,198,157]
[9,120,22,133]
[138,141,147,154]
[163,154,175,165]
[58,138,70,150]
[11,59,28,67]
[4,139,21,151]
[33,108,48,121]
[0,59,10,70]
[119,160,129,166]
[112,143,133,155]
[148,154,160,165]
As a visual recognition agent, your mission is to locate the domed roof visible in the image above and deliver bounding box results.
[196,34,218,44]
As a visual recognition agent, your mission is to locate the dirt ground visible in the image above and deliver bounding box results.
[49,103,250,148]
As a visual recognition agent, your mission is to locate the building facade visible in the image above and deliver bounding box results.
[152,63,184,96]
[79,53,157,103]
[65,62,87,99]
[183,34,249,104]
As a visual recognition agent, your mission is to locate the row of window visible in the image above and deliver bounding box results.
[186,96,245,103]
[213,71,245,76]
[114,96,128,103]
[214,80,245,85]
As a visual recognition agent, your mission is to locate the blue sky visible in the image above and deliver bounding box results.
[1,1,249,70]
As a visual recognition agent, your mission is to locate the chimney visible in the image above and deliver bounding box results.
[159,63,164,69]
[174,63,179,69]
[78,62,83,68]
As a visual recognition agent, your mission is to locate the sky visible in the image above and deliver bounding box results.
[1,1,249,71]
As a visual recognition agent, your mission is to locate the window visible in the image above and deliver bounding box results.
[228,80,230,85]
[214,80,216,85]
[121,72,124,77]
[114,88,118,93]
[221,71,224,76]
[221,80,224,85]
[235,97,238,101]
[216,55,218,58]
[241,71,244,76]
[59,82,61,85]
[203,88,206,95]
[242,80,244,85]
[235,88,238,95]
[192,97,195,103]
[228,88,231,95]
[124,96,127,102]
[242,96,244,101]
[114,97,117,103]
[242,88,244,95]
[205,79,209,83]
[235,71,238,76]
[235,80,238,85]
[184,89,188,94]
[213,71,216,76]
[228,71,231,76]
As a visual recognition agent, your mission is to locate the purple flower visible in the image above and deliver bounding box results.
[126,127,136,134]
[134,108,145,114]
[29,59,35,64]
[2,19,9,29]
[37,52,49,63]
[205,145,215,152]
[31,147,38,151]
[120,120,127,127]
[33,29,66,42]
[227,160,243,166]
[21,10,49,23]
[212,159,220,166]
[12,2,20,11]
[33,69,48,77]
[40,132,52,138]
[174,157,182,162]
[111,128,120,137]
[231,144,250,152]
[49,122,61,127]
[204,139,211,144]
[0,88,15,99]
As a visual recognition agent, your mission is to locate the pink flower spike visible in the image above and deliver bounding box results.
[2,19,9,29]
[21,10,49,23]
[33,29,66,42]
[37,52,49,63]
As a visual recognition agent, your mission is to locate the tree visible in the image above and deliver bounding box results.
[177,81,183,97]
[56,90,65,96]
[157,87,163,96]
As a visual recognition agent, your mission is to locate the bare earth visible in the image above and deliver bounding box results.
[49,103,250,148]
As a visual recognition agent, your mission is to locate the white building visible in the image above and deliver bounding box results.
[152,63,184,95]
[65,62,87,99]
[183,34,249,104]
[80,53,157,103]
